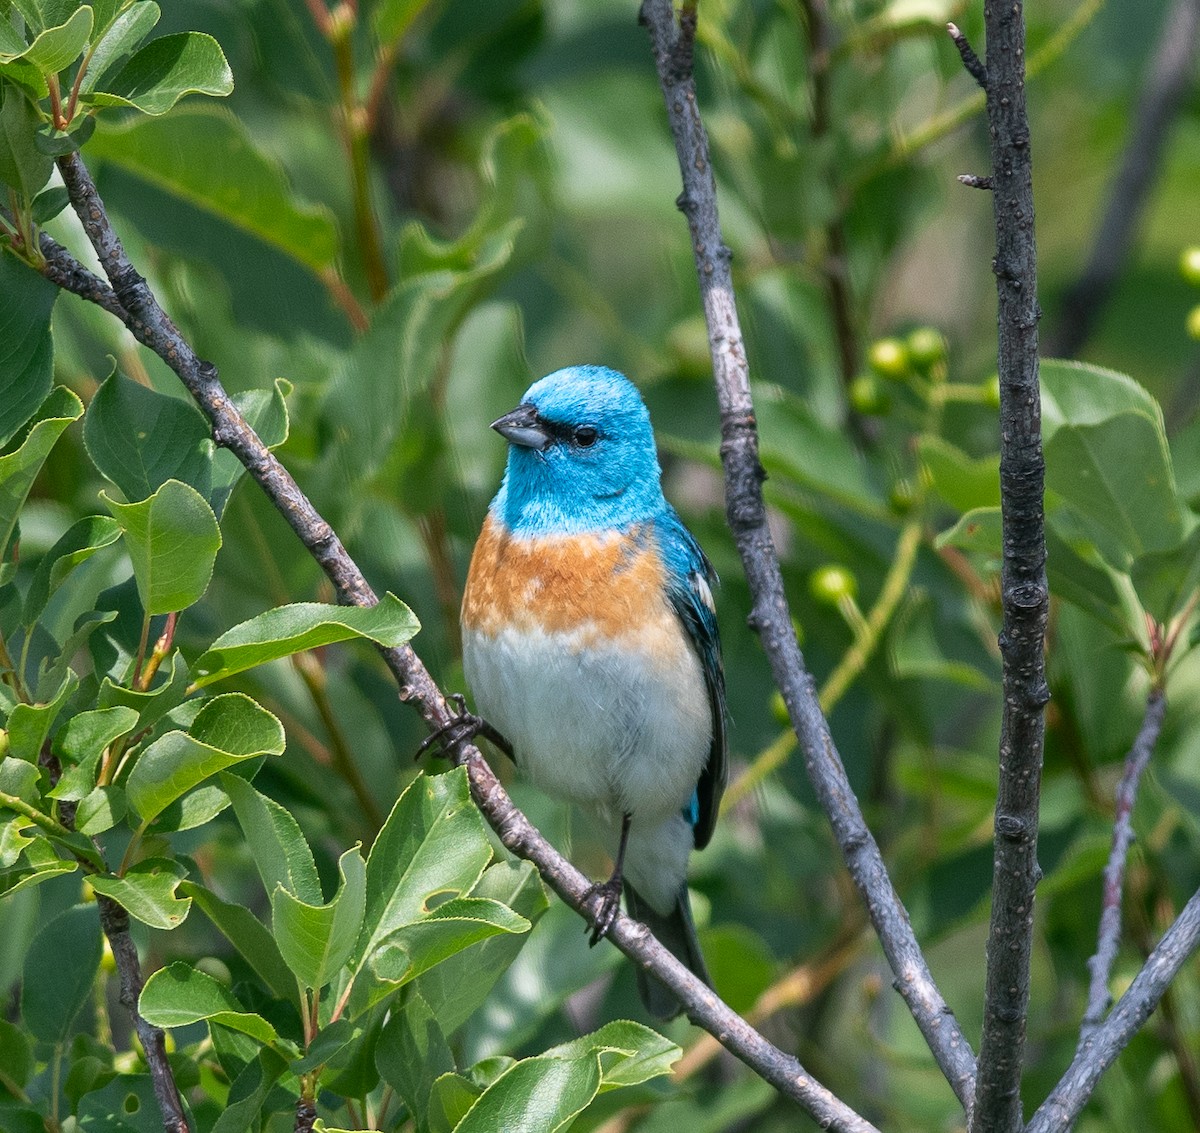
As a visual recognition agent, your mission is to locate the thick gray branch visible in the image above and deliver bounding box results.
[1028,888,1200,1133]
[50,151,876,1133]
[642,0,978,1115]
[966,2,1050,1130]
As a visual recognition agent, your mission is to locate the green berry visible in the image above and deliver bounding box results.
[770,690,789,725]
[1180,247,1200,286]
[982,375,1001,408]
[889,478,917,514]
[809,565,858,606]
[906,326,947,369]
[1188,304,1200,341]
[848,373,887,415]
[867,337,910,380]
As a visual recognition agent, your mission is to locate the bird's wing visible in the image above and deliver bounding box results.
[655,509,728,850]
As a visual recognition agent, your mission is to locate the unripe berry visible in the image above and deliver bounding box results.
[982,375,1001,408]
[100,936,116,973]
[1188,304,1200,341]
[906,326,947,369]
[770,690,789,725]
[867,337,910,380]
[1180,247,1200,286]
[848,373,887,415]
[809,565,858,606]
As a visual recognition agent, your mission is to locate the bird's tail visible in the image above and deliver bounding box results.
[624,882,711,1020]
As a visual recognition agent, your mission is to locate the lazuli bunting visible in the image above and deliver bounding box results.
[461,365,727,1017]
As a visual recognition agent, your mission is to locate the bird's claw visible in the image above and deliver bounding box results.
[416,694,513,762]
[583,877,623,945]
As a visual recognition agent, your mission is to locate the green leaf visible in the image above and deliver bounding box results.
[30,182,69,222]
[1,7,91,71]
[84,368,214,501]
[373,0,435,45]
[193,595,420,688]
[86,109,337,275]
[0,255,56,448]
[377,990,455,1123]
[369,897,531,986]
[146,782,230,834]
[1045,411,1182,569]
[89,858,191,930]
[1130,524,1200,624]
[80,1,161,95]
[209,1049,289,1133]
[0,817,35,867]
[75,783,125,834]
[0,84,53,199]
[179,880,299,1009]
[358,768,494,966]
[86,31,233,115]
[55,705,139,765]
[6,670,76,761]
[890,594,994,691]
[0,386,82,556]
[272,845,366,991]
[104,479,222,615]
[21,903,101,1043]
[22,515,123,627]
[0,1018,32,1090]
[451,1054,602,1133]
[543,1020,682,1089]
[209,378,291,516]
[220,772,321,904]
[0,834,77,898]
[1040,358,1163,440]
[126,693,284,823]
[139,962,295,1051]
[414,860,548,1037]
[0,757,40,803]
[98,651,190,732]
[917,436,1000,512]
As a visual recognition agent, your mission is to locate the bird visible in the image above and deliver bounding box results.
[459,364,727,1018]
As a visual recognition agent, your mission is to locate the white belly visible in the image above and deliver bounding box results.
[462,622,711,826]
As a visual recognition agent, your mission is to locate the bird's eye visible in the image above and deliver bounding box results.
[573,426,599,447]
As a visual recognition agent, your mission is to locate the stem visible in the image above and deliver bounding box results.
[641,0,977,1113]
[130,611,152,689]
[966,0,1050,1126]
[1079,687,1167,1040]
[0,790,76,840]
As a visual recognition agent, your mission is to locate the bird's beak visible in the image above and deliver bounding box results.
[491,403,552,450]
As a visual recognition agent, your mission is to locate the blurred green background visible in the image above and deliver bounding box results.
[8,0,1200,1129]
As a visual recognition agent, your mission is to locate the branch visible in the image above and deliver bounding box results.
[98,894,190,1133]
[1080,687,1166,1040]
[965,2,1051,1130]
[49,151,879,1133]
[1047,0,1200,358]
[1026,887,1200,1133]
[641,0,978,1115]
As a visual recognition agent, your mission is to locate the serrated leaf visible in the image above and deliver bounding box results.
[544,1020,681,1089]
[272,846,366,991]
[139,962,295,1051]
[55,705,139,765]
[6,670,76,761]
[125,693,284,823]
[210,378,291,516]
[1040,358,1163,439]
[86,109,337,276]
[84,368,214,501]
[21,904,101,1043]
[377,991,456,1126]
[357,768,493,966]
[74,782,126,834]
[451,1054,602,1133]
[180,880,299,1009]
[0,386,82,556]
[80,1,161,95]
[86,31,232,114]
[0,833,77,897]
[104,479,222,615]
[220,772,321,904]
[193,596,420,688]
[98,651,190,732]
[0,757,40,802]
[89,858,191,930]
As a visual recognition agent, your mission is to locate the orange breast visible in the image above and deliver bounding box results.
[462,514,673,648]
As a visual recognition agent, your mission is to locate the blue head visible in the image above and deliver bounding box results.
[490,366,667,536]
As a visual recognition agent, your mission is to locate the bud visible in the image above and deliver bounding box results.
[809,565,858,606]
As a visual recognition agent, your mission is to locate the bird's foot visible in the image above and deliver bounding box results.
[583,876,623,946]
[416,694,514,762]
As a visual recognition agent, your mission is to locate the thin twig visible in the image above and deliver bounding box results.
[966,1,1051,1130]
[50,149,877,1133]
[1026,887,1200,1133]
[1047,0,1200,358]
[641,0,978,1115]
[1079,687,1166,1041]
